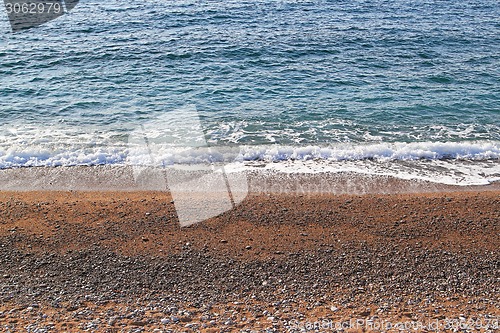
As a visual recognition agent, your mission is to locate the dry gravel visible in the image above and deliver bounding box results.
[0,190,499,332]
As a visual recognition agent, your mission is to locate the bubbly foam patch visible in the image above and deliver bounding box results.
[0,134,499,186]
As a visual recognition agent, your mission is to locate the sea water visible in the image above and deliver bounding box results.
[0,0,499,186]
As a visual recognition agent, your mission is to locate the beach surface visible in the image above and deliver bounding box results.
[0,184,499,332]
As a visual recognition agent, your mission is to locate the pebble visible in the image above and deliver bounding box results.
[0,192,497,331]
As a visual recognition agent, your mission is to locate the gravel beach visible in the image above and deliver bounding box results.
[0,189,499,332]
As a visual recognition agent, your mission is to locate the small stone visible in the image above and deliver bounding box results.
[220,239,228,243]
[130,321,146,326]
[66,305,78,312]
[160,318,170,325]
[245,245,252,250]
[358,309,371,317]
[180,316,192,322]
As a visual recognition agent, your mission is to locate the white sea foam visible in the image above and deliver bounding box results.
[235,141,500,162]
[232,159,500,186]
[1,128,499,186]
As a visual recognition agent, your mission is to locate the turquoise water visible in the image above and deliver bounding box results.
[0,0,499,184]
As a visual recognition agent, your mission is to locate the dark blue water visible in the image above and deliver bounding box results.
[0,0,499,181]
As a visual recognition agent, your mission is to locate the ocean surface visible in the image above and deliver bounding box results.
[0,0,499,186]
